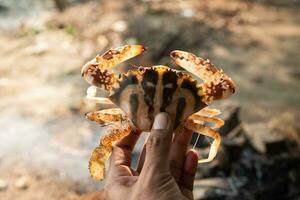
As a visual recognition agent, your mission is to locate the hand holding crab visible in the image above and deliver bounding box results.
[81,45,236,181]
[104,113,199,200]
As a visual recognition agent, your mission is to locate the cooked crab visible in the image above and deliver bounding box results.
[81,45,236,181]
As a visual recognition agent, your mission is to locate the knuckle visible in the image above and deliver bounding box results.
[146,131,168,150]
[146,135,163,149]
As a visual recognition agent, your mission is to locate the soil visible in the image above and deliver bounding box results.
[0,0,299,199]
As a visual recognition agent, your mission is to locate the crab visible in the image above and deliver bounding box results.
[81,45,236,181]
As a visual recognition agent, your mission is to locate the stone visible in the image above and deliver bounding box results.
[218,102,241,136]
[244,123,288,155]
[193,177,241,200]
[15,176,30,190]
[0,179,8,191]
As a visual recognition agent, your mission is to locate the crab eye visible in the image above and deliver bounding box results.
[146,81,156,88]
[164,83,174,89]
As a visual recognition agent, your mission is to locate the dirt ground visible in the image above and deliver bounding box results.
[0,0,299,199]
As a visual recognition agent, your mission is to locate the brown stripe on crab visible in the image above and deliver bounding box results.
[82,45,236,181]
[109,68,152,129]
[161,69,178,112]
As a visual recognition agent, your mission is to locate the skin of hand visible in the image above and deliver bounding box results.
[104,112,199,200]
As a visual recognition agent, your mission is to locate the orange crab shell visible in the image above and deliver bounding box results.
[109,65,207,131]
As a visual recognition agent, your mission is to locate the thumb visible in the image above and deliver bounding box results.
[140,113,173,176]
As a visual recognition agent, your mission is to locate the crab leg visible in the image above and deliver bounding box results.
[87,97,114,105]
[188,113,224,129]
[184,119,221,163]
[87,109,134,180]
[86,108,126,126]
[81,45,146,91]
[170,50,235,103]
[89,125,134,181]
[197,107,221,117]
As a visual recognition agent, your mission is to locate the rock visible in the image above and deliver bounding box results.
[222,124,246,167]
[218,102,241,136]
[180,9,195,18]
[23,40,49,55]
[193,178,230,200]
[244,123,288,155]
[15,176,30,190]
[112,20,127,32]
[0,179,8,191]
[193,177,244,200]
[0,3,9,13]
[268,112,300,147]
[53,0,68,12]
[223,123,245,147]
[289,67,300,80]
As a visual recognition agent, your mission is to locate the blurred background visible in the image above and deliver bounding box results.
[0,0,299,199]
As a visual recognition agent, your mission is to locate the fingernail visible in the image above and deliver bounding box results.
[153,113,169,130]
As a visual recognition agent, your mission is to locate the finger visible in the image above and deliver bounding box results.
[169,127,193,182]
[136,143,146,173]
[110,129,141,167]
[140,113,173,177]
[107,130,141,179]
[180,149,198,197]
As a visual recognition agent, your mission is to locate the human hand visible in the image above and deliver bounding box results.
[104,112,198,200]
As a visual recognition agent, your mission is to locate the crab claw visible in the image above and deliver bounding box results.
[81,59,116,90]
[202,74,236,102]
[170,50,236,103]
[81,45,146,91]
[95,44,147,68]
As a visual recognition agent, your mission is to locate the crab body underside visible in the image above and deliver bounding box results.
[81,45,236,181]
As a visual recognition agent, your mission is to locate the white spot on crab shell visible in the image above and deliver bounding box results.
[146,81,156,88]
[164,83,174,89]
[87,86,98,98]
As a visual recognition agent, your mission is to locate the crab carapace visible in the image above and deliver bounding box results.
[81,45,236,181]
